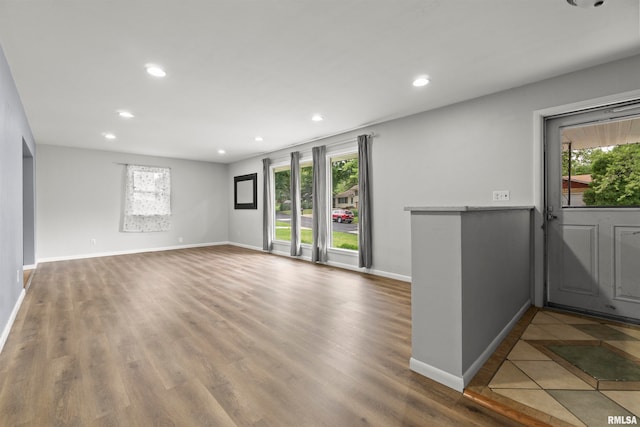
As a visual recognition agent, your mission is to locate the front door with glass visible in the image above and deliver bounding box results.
[546,104,640,322]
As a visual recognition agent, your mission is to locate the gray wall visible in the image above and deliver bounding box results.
[410,212,463,377]
[460,209,531,372]
[0,46,36,337]
[227,54,640,279]
[408,208,531,391]
[36,145,229,260]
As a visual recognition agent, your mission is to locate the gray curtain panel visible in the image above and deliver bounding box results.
[290,151,302,256]
[262,158,273,252]
[311,145,328,263]
[358,135,372,268]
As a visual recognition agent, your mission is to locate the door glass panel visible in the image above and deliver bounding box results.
[561,116,640,207]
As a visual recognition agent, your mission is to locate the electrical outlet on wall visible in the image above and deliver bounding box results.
[90,238,97,246]
[492,190,510,201]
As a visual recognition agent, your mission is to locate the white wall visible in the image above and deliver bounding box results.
[0,46,36,349]
[36,145,229,260]
[227,54,640,280]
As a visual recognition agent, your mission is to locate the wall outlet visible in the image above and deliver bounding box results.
[17,269,21,283]
[492,190,510,201]
[178,237,184,243]
[90,238,97,246]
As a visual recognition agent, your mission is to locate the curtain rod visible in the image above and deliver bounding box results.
[115,162,171,169]
[323,132,375,149]
[266,133,375,163]
[279,132,376,153]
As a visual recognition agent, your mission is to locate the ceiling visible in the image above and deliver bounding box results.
[1,1,639,164]
[562,114,640,149]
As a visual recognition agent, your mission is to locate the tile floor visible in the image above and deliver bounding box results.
[481,310,640,426]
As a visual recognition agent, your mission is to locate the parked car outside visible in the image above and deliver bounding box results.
[332,209,354,223]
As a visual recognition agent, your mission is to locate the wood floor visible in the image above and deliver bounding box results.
[0,245,522,426]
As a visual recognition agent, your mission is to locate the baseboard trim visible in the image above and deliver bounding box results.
[462,300,532,386]
[38,240,412,283]
[227,242,411,283]
[410,357,464,392]
[0,288,26,355]
[410,300,531,393]
[37,241,228,263]
[23,264,37,271]
[325,260,411,282]
[226,242,263,252]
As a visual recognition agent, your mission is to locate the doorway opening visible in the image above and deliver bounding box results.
[22,139,35,287]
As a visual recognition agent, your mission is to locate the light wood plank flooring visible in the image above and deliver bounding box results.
[0,245,521,426]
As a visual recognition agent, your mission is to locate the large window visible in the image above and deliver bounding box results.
[271,150,360,253]
[273,162,315,244]
[274,166,291,242]
[330,153,358,251]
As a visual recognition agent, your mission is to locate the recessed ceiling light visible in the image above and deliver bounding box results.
[103,132,116,140]
[145,64,166,77]
[118,111,134,119]
[567,0,604,7]
[312,114,324,122]
[218,149,226,155]
[412,76,430,87]
[255,136,264,142]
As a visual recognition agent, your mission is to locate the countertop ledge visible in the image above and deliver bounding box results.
[404,206,534,212]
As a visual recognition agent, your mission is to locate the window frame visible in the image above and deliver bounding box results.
[271,161,292,243]
[269,145,360,257]
[327,148,359,254]
[298,157,314,247]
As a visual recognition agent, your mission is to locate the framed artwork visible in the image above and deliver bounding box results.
[234,173,258,209]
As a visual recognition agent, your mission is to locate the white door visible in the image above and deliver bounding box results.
[546,104,640,322]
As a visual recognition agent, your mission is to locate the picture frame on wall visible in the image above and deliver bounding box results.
[234,173,258,209]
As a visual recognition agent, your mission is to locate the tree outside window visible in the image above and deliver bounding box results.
[562,142,640,207]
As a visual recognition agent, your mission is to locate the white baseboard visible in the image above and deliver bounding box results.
[410,357,464,392]
[0,288,26,355]
[323,260,411,283]
[462,300,531,387]
[23,264,38,271]
[37,240,412,284]
[226,242,263,252]
[37,241,228,263]
[228,242,412,283]
[410,300,531,393]
[372,270,410,283]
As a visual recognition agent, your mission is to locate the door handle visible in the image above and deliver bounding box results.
[547,213,558,221]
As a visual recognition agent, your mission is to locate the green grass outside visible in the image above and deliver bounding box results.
[278,209,313,215]
[275,221,358,250]
[331,231,358,250]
